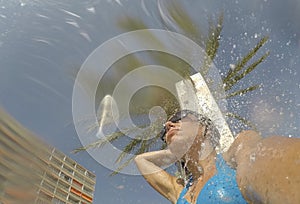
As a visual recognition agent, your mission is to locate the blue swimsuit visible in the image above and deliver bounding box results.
[176,154,246,204]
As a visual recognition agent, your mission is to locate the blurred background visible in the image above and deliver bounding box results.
[0,0,299,203]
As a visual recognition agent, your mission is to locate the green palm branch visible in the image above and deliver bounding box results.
[72,130,127,154]
[74,2,269,175]
[225,85,261,99]
[158,1,204,46]
[202,14,223,76]
[223,36,269,92]
[111,134,160,176]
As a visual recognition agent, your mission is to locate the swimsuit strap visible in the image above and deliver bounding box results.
[197,154,247,203]
[177,155,247,204]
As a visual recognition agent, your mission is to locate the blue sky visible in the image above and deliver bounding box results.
[0,0,299,203]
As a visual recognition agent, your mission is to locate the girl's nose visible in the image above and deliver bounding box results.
[165,121,176,132]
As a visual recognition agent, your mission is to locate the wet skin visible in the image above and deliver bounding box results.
[135,115,217,204]
[224,130,300,204]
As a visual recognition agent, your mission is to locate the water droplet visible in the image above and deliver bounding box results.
[249,153,256,162]
[87,7,96,14]
[229,64,236,70]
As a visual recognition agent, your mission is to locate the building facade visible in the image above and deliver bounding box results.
[35,147,96,204]
[0,108,96,204]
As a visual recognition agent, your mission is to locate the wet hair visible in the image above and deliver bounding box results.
[160,109,221,149]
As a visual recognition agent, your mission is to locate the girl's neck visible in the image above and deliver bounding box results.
[183,152,217,203]
[185,151,217,180]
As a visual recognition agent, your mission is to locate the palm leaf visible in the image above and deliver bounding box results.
[110,134,159,176]
[225,85,261,98]
[115,138,142,164]
[159,1,204,45]
[225,50,270,91]
[117,16,148,30]
[115,117,162,164]
[72,131,126,153]
[202,14,223,76]
[117,16,192,80]
[226,112,257,130]
[223,36,269,87]
[206,14,223,60]
[110,156,135,176]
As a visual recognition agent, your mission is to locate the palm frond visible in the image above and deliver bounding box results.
[225,50,270,91]
[202,14,223,76]
[115,119,162,164]
[115,138,142,163]
[223,36,269,87]
[117,15,192,79]
[226,112,257,130]
[72,131,126,153]
[117,16,148,31]
[110,135,159,176]
[163,1,204,45]
[110,156,135,176]
[225,85,261,99]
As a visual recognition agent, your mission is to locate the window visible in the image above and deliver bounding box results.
[68,195,80,204]
[52,197,66,204]
[60,172,71,183]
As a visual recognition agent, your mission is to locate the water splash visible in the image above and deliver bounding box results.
[96,95,118,138]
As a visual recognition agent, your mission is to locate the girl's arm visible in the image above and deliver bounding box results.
[134,149,183,203]
[225,130,300,203]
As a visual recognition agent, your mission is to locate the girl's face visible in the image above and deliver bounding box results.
[164,114,204,158]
